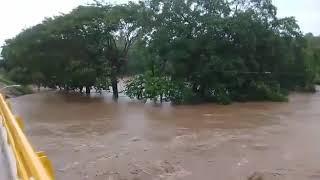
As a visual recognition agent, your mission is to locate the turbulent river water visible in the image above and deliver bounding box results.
[9,90,320,180]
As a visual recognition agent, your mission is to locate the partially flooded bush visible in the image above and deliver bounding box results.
[126,74,288,104]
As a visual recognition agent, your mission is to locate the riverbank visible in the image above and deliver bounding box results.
[0,75,33,98]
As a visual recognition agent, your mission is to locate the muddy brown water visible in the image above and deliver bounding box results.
[9,91,320,180]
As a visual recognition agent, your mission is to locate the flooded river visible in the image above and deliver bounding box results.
[9,91,320,180]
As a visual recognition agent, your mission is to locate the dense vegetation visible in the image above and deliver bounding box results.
[1,0,320,104]
[305,33,320,84]
[1,3,143,97]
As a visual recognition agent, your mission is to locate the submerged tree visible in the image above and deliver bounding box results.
[1,3,142,98]
[126,0,315,104]
[1,0,318,104]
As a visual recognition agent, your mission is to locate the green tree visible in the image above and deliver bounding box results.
[1,3,142,97]
[126,0,313,104]
[1,0,317,104]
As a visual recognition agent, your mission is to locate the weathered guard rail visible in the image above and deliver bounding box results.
[0,94,54,180]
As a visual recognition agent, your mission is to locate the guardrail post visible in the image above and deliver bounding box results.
[0,94,54,180]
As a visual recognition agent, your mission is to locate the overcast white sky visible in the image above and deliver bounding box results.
[0,0,319,47]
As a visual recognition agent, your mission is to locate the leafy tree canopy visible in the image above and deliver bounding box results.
[1,0,319,104]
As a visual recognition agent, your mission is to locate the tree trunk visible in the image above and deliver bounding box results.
[111,77,118,99]
[192,83,198,93]
[85,86,91,94]
[79,87,83,93]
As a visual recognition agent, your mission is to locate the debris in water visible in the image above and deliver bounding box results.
[248,172,264,180]
[248,171,282,180]
[252,143,268,151]
[131,137,141,142]
[237,158,249,167]
[58,161,80,172]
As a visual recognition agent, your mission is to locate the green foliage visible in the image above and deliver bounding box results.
[1,3,142,97]
[94,76,111,92]
[245,81,287,101]
[125,75,145,100]
[304,33,320,88]
[125,41,150,75]
[124,0,317,104]
[126,71,173,103]
[1,0,319,104]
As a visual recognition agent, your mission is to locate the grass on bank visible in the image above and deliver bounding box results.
[0,75,33,95]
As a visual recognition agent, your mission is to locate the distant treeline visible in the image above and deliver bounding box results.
[1,0,320,104]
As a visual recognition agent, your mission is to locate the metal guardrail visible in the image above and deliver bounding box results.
[0,94,54,180]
